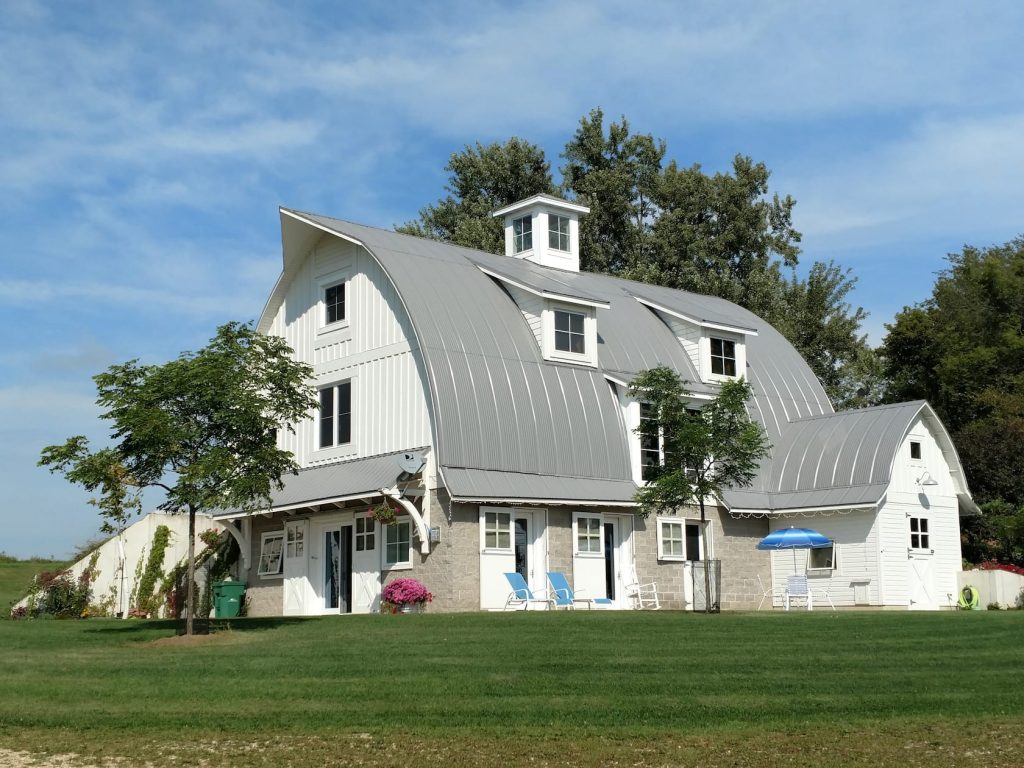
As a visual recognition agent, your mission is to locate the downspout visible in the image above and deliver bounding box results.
[380,488,431,555]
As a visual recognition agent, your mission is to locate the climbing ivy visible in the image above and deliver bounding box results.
[136,525,170,617]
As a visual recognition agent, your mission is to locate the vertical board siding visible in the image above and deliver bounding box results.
[270,235,431,468]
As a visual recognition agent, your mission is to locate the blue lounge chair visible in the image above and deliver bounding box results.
[503,572,551,610]
[546,572,613,610]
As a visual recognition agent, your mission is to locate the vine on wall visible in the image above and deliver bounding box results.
[135,525,170,617]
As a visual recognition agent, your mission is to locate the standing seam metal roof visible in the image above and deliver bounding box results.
[270,209,971,512]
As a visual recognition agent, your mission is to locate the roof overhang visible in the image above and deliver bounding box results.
[491,195,590,218]
[634,296,758,336]
[476,265,610,309]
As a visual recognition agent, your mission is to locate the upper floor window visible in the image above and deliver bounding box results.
[319,381,352,449]
[548,214,570,252]
[513,215,532,253]
[554,309,585,355]
[710,337,737,377]
[910,441,922,460]
[639,402,664,482]
[324,281,346,325]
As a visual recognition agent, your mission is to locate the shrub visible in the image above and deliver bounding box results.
[986,602,1002,611]
[1015,588,1024,610]
[33,569,94,618]
[977,561,1024,576]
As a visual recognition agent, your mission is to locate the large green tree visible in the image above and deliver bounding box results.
[561,108,665,274]
[629,367,770,612]
[397,138,555,254]
[40,322,317,633]
[881,236,1024,564]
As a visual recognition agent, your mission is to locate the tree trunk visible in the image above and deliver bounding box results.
[699,499,712,614]
[185,503,195,636]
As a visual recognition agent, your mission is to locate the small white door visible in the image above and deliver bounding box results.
[352,516,381,614]
[602,517,631,608]
[908,554,937,610]
[283,519,309,616]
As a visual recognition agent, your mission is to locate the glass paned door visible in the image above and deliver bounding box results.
[324,526,353,613]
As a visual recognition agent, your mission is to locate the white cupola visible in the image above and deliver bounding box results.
[492,194,589,272]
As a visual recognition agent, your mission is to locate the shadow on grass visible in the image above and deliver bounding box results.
[85,616,315,636]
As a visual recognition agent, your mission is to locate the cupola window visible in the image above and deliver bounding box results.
[513,215,532,253]
[548,214,570,252]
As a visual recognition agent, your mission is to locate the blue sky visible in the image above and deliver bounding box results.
[2,1,1022,558]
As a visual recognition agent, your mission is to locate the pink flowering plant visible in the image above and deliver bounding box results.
[382,578,433,611]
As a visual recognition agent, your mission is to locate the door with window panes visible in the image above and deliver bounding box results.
[352,515,381,613]
[907,514,938,610]
[283,519,309,615]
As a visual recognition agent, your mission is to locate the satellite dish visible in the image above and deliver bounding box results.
[397,451,425,475]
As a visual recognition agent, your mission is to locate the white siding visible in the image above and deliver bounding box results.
[769,510,880,607]
[879,416,962,608]
[665,316,701,372]
[504,283,545,349]
[270,234,432,468]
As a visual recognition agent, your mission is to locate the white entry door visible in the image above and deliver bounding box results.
[283,519,309,616]
[908,554,938,610]
[352,516,381,614]
[602,517,631,608]
[514,509,547,600]
[479,506,547,610]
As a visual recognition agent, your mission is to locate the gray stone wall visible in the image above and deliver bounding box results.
[546,509,573,576]
[242,514,285,617]
[632,513,687,609]
[715,512,770,610]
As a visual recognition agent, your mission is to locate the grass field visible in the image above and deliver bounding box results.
[0,558,66,615]
[1,611,1022,767]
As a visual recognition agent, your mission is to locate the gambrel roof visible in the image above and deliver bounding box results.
[266,208,976,515]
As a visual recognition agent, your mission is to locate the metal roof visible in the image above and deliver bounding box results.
[212,448,426,518]
[265,209,973,513]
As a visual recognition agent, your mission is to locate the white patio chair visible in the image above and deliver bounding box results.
[624,571,660,610]
[757,573,786,610]
[785,574,812,610]
[809,582,836,611]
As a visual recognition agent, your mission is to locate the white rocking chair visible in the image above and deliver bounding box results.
[625,571,660,610]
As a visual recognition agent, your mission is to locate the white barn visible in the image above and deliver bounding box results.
[214,195,978,614]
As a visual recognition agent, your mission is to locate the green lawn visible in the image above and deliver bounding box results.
[1,611,1022,767]
[0,558,66,615]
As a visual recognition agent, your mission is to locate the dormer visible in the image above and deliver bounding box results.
[492,195,590,272]
[633,297,758,384]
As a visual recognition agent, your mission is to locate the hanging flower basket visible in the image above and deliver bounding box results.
[367,500,398,526]
[382,578,433,614]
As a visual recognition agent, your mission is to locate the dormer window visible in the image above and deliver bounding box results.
[710,337,737,377]
[554,309,585,355]
[324,282,345,325]
[513,215,532,253]
[549,214,570,252]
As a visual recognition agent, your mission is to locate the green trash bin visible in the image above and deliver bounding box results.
[213,580,246,619]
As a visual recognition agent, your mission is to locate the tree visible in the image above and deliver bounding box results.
[39,322,317,634]
[629,366,771,612]
[561,108,665,274]
[397,138,555,254]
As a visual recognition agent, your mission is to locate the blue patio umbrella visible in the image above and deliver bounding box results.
[757,526,832,572]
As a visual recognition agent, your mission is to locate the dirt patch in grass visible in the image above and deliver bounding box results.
[145,632,242,648]
[3,720,1022,767]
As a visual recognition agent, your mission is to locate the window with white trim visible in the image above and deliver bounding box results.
[710,337,737,377]
[483,510,512,550]
[910,517,930,550]
[324,281,346,325]
[385,521,412,567]
[355,516,375,552]
[554,309,585,355]
[513,215,532,253]
[258,532,284,577]
[808,543,836,570]
[658,519,685,560]
[575,515,602,554]
[319,381,352,449]
[548,214,570,251]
